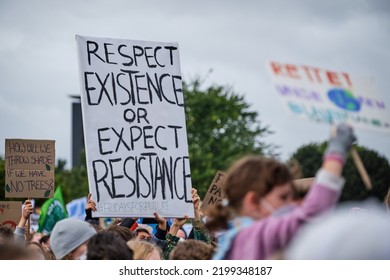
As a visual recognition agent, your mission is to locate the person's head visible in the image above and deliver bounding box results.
[0,225,14,245]
[50,218,97,260]
[134,227,151,241]
[127,240,162,260]
[87,231,133,260]
[0,243,34,260]
[106,224,135,242]
[227,156,293,218]
[25,241,46,260]
[207,156,293,230]
[170,239,214,260]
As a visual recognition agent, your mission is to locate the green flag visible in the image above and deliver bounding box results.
[38,186,68,234]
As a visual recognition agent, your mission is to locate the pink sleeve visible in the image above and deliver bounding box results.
[234,169,344,259]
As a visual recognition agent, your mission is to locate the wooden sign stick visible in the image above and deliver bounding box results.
[27,197,31,240]
[350,147,372,191]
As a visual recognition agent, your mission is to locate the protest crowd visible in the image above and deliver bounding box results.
[1,123,390,260]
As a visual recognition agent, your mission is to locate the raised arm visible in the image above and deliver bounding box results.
[191,188,211,243]
[163,216,189,259]
[239,124,357,260]
[14,200,33,244]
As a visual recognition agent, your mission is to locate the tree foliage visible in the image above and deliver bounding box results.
[55,150,89,204]
[183,79,274,197]
[290,142,390,202]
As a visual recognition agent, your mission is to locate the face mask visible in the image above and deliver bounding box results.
[261,198,276,215]
[77,250,88,260]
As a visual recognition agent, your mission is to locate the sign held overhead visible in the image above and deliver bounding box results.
[76,35,193,218]
[5,139,55,198]
[267,61,390,133]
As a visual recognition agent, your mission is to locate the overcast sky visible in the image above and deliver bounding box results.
[1,0,389,168]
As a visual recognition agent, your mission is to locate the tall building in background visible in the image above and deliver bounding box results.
[70,95,84,167]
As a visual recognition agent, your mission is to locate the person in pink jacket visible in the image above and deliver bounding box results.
[208,123,356,260]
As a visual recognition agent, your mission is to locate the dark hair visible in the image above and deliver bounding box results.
[170,240,214,260]
[39,234,50,245]
[207,155,292,231]
[87,231,134,260]
[106,224,135,242]
[134,227,150,236]
[0,225,15,244]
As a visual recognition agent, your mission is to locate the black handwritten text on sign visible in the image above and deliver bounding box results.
[76,35,193,218]
[5,139,55,198]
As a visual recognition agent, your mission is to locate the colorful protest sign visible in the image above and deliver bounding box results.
[201,171,226,211]
[38,186,67,234]
[5,139,55,198]
[267,61,390,132]
[0,201,22,230]
[76,35,193,218]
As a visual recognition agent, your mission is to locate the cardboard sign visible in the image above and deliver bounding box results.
[201,171,226,211]
[267,61,390,132]
[0,201,22,230]
[76,35,193,218]
[5,139,55,198]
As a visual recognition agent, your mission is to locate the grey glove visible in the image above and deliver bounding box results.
[324,123,356,163]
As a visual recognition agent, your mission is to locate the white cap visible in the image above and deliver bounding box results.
[286,201,390,260]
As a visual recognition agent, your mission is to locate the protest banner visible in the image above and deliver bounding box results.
[267,62,381,190]
[267,61,390,132]
[5,139,55,198]
[201,171,226,211]
[76,35,193,218]
[0,201,22,230]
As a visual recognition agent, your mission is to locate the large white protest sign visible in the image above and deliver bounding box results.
[76,35,194,218]
[267,61,390,133]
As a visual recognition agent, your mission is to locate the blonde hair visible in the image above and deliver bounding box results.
[170,240,214,260]
[127,240,161,260]
[384,188,390,212]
